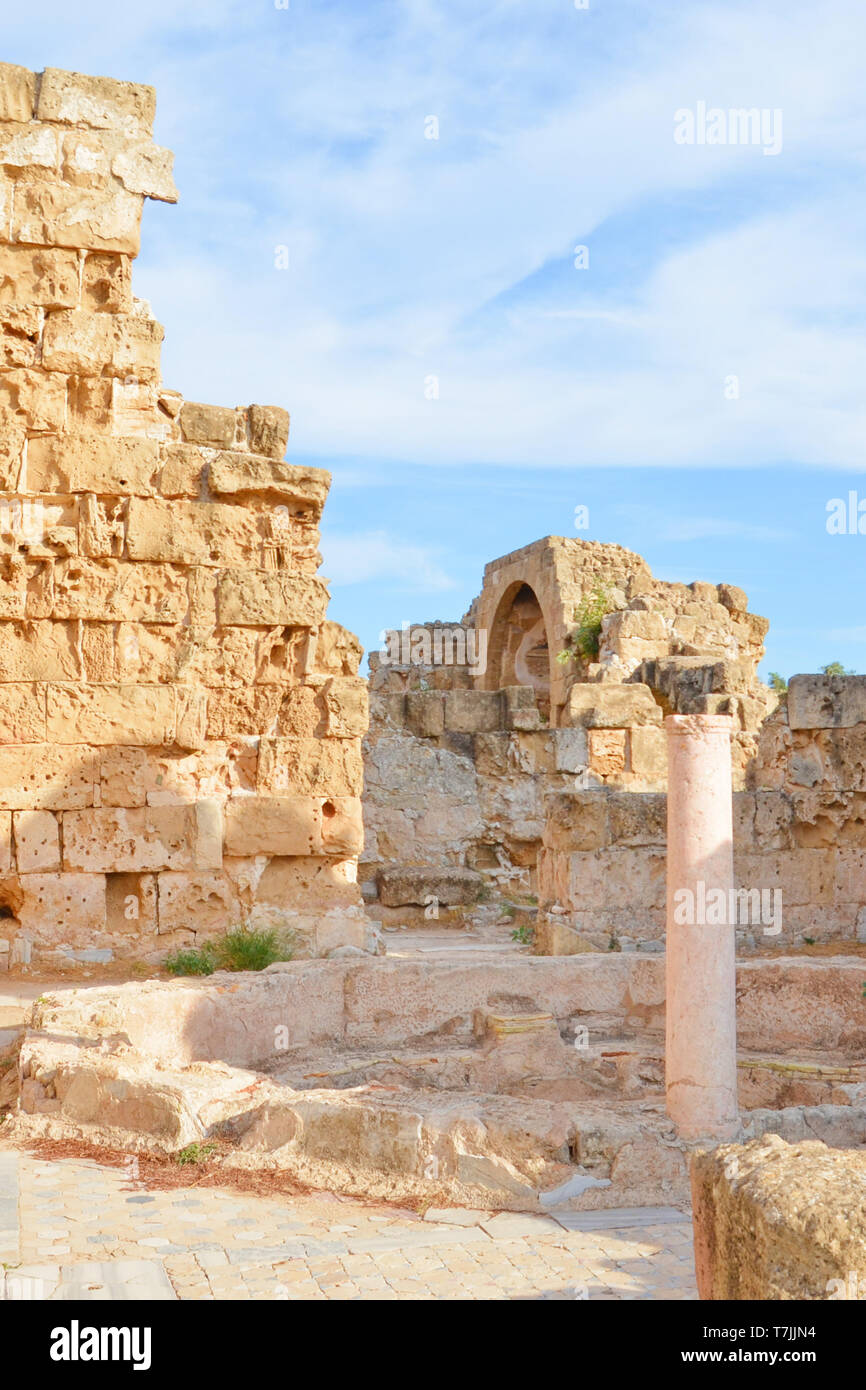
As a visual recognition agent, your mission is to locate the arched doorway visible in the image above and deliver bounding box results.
[486,582,551,719]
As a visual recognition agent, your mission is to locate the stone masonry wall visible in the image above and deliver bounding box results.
[362,540,772,912]
[364,635,588,903]
[0,65,369,970]
[537,675,866,953]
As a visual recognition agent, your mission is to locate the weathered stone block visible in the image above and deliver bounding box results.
[157,443,205,497]
[0,682,46,741]
[27,435,161,495]
[37,68,156,136]
[81,252,133,313]
[223,796,323,856]
[0,367,67,431]
[588,727,627,777]
[276,686,326,738]
[788,674,866,730]
[550,726,587,773]
[41,310,162,380]
[544,791,609,852]
[126,498,266,566]
[564,682,662,728]
[179,401,237,448]
[0,64,37,122]
[377,865,483,907]
[13,809,61,872]
[52,559,187,622]
[62,804,210,872]
[12,178,143,254]
[46,684,176,745]
[607,792,666,846]
[18,871,106,939]
[258,737,363,796]
[217,571,329,626]
[0,744,97,809]
[105,871,157,934]
[321,796,364,856]
[205,687,283,739]
[405,690,445,737]
[443,689,502,734]
[628,725,667,782]
[247,404,290,459]
[323,677,369,738]
[692,1135,866,1300]
[501,685,543,731]
[157,871,239,935]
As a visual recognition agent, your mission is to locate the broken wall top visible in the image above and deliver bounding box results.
[0,63,366,965]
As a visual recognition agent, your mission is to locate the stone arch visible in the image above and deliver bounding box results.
[483,580,553,719]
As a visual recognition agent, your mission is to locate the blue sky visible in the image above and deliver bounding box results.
[6,0,866,676]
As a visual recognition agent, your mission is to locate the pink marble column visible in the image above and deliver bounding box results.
[665,714,739,1141]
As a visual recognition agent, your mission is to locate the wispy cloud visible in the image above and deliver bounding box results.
[614,503,793,543]
[320,530,457,592]
[18,0,856,471]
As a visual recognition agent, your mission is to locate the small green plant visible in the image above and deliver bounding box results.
[821,661,856,677]
[174,1142,217,1166]
[803,936,815,946]
[767,672,788,694]
[165,947,215,977]
[164,925,295,977]
[607,934,621,952]
[211,926,294,973]
[500,903,517,919]
[557,585,614,665]
[511,924,534,945]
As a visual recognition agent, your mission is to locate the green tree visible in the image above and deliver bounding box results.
[821,661,856,677]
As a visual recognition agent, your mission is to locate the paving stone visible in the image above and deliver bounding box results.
[553,1207,688,1232]
[480,1212,564,1241]
[422,1207,491,1226]
[3,1146,696,1301]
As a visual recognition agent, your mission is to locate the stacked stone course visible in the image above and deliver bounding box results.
[0,64,370,969]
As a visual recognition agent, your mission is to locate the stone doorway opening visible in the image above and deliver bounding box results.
[488,582,551,720]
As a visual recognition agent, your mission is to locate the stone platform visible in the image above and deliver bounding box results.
[8,952,866,1213]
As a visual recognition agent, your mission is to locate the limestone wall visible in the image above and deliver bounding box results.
[0,65,368,970]
[364,646,588,900]
[537,675,866,952]
[362,540,772,910]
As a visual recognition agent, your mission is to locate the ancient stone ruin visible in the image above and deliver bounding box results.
[0,62,370,973]
[1,65,864,1299]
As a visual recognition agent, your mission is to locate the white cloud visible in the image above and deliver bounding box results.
[319,530,457,591]
[12,0,865,469]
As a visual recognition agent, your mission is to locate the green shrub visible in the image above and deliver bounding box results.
[557,585,614,664]
[211,926,294,973]
[164,926,295,977]
[174,1142,217,1166]
[164,947,215,977]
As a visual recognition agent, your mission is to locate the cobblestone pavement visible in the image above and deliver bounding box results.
[0,1143,697,1301]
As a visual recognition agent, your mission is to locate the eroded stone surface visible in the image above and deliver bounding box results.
[0,63,367,965]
